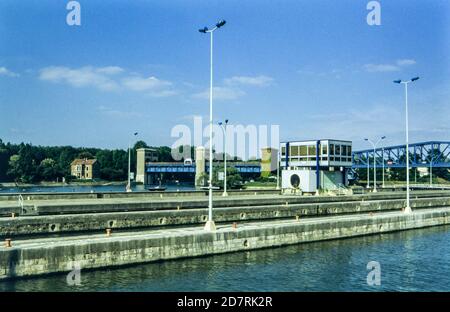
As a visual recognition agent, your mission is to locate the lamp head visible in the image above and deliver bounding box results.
[393,79,402,84]
[218,122,223,126]
[225,119,229,124]
[381,136,386,140]
[216,20,226,28]
[364,138,369,141]
[411,77,420,82]
[199,27,208,33]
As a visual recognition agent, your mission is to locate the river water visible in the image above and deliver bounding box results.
[0,183,196,194]
[1,225,449,292]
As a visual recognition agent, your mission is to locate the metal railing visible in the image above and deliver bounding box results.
[18,194,24,215]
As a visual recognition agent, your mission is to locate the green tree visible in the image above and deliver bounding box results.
[134,140,148,150]
[38,158,59,181]
[7,154,22,182]
[0,141,10,181]
[211,165,243,189]
[77,151,95,159]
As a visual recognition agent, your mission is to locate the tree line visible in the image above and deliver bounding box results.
[0,139,174,183]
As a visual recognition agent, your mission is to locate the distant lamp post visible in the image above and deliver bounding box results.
[394,77,420,213]
[218,119,229,197]
[366,151,370,189]
[126,132,138,192]
[276,148,281,190]
[429,153,439,188]
[199,19,226,231]
[364,136,386,192]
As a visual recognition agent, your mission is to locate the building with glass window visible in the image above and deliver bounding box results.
[280,139,352,193]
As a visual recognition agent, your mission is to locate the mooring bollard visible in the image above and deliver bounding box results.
[106,228,112,236]
[11,212,15,219]
[232,222,237,229]
[296,215,300,221]
[177,205,180,210]
[5,239,12,248]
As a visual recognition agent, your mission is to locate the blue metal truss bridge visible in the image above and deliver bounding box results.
[145,162,261,174]
[352,141,450,169]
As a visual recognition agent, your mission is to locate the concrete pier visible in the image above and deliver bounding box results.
[1,207,449,280]
[1,196,450,236]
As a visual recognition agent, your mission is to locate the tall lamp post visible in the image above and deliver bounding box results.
[199,19,226,231]
[382,146,385,188]
[394,76,420,213]
[126,132,138,193]
[364,136,386,192]
[218,119,229,197]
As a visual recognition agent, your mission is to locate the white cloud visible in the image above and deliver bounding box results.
[193,86,245,101]
[396,59,416,66]
[363,64,400,73]
[96,66,124,75]
[0,67,19,77]
[39,66,120,91]
[191,74,272,101]
[363,59,417,73]
[224,75,274,87]
[122,76,171,91]
[97,105,141,118]
[39,65,176,96]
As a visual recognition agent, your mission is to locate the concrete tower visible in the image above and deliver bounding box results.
[195,146,206,187]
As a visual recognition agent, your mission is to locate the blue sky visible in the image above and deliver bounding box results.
[0,0,449,151]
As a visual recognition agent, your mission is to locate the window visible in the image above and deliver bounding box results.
[308,145,316,156]
[347,146,352,156]
[335,145,341,155]
[299,145,307,156]
[322,144,328,155]
[281,146,286,156]
[290,145,299,156]
[330,144,335,155]
[342,145,347,156]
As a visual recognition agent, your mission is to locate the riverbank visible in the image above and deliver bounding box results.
[0,181,127,188]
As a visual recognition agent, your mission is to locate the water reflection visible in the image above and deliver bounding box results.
[0,183,196,194]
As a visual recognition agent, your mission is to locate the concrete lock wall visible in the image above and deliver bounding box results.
[2,196,450,236]
[1,207,449,280]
